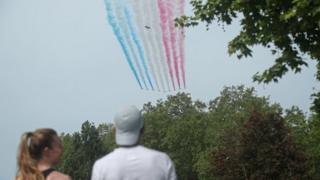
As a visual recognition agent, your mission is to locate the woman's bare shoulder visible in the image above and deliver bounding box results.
[47,171,71,180]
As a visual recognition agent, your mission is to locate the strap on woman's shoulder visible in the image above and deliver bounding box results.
[42,168,55,178]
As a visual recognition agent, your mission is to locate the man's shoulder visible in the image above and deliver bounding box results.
[94,149,119,167]
[139,146,165,154]
[138,146,172,160]
[94,146,172,167]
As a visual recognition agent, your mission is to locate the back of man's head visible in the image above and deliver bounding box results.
[114,105,143,146]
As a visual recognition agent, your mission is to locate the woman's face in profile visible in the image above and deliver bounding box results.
[47,135,63,165]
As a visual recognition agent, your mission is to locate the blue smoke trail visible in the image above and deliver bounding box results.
[104,0,142,89]
[115,1,148,90]
[123,6,154,90]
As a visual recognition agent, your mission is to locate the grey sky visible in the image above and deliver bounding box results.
[0,0,318,179]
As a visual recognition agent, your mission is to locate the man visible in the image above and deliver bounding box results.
[91,105,177,180]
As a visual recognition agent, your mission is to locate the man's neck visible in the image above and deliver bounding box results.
[118,144,140,148]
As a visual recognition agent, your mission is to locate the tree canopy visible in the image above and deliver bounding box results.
[56,86,320,179]
[211,112,308,179]
[176,0,320,114]
[57,121,108,180]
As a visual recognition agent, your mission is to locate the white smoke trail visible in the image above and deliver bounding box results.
[144,0,167,92]
[114,0,148,89]
[104,0,143,88]
[150,0,171,92]
[131,0,161,91]
[131,0,160,91]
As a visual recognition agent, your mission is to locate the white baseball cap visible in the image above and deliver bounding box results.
[114,105,143,146]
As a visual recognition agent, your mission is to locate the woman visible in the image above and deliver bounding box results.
[16,128,71,180]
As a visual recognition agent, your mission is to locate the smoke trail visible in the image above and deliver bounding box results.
[177,0,186,88]
[149,0,171,92]
[124,5,154,90]
[143,0,166,92]
[157,0,176,90]
[179,0,186,88]
[167,0,181,89]
[131,0,160,91]
[103,0,142,89]
[114,0,148,89]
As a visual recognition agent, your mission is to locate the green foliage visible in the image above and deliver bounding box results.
[142,93,208,180]
[57,121,108,180]
[311,92,320,116]
[304,115,320,179]
[284,106,309,146]
[97,123,117,152]
[56,86,319,179]
[177,0,320,83]
[205,85,281,151]
[211,112,308,179]
[141,86,288,179]
[198,86,282,179]
[176,0,320,117]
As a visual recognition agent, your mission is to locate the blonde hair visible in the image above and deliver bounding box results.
[16,128,57,180]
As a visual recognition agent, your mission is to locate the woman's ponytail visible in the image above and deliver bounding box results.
[16,132,44,180]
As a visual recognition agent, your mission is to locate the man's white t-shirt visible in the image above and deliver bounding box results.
[91,145,177,180]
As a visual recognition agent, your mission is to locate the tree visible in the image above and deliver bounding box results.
[55,86,318,179]
[97,123,117,152]
[141,86,283,179]
[57,121,107,180]
[304,114,320,179]
[176,0,320,113]
[211,112,309,179]
[195,85,282,179]
[142,93,208,180]
[284,106,309,146]
[311,92,320,116]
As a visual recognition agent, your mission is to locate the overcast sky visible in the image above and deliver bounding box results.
[0,0,318,179]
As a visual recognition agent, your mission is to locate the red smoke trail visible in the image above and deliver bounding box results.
[167,0,181,89]
[157,0,176,90]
